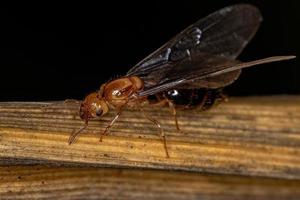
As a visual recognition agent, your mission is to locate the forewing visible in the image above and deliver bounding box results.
[127,4,262,83]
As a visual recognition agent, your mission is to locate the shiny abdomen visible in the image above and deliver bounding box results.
[163,89,224,110]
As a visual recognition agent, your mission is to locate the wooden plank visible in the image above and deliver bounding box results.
[0,96,300,179]
[1,166,300,200]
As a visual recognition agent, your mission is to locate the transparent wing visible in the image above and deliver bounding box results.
[127,4,262,86]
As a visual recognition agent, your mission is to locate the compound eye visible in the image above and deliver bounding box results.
[95,108,103,117]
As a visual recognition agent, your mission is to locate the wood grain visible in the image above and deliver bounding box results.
[0,96,300,179]
[1,166,300,200]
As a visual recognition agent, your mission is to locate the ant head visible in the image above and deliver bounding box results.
[79,92,109,121]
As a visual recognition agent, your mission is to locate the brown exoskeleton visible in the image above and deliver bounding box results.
[68,4,295,158]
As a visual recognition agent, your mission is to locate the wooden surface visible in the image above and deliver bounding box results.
[1,166,300,200]
[1,96,300,199]
[1,96,300,180]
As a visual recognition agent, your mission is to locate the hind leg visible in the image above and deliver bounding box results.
[150,97,180,132]
[136,100,170,158]
[199,89,227,111]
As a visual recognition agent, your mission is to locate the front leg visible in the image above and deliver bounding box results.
[69,121,88,144]
[100,105,126,142]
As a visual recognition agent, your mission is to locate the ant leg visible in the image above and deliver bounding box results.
[68,121,88,144]
[151,99,168,107]
[200,89,225,111]
[149,96,180,132]
[100,106,124,142]
[198,91,209,111]
[164,97,180,131]
[64,99,81,104]
[139,106,170,158]
[41,99,80,111]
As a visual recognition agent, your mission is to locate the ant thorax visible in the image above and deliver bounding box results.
[103,76,144,108]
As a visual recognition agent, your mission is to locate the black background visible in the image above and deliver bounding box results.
[0,1,298,101]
